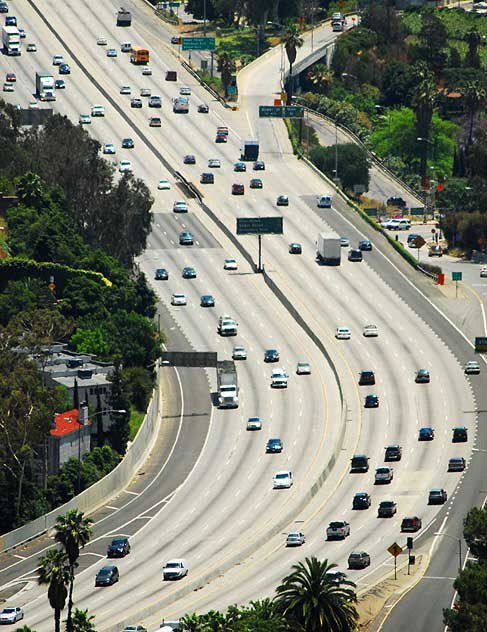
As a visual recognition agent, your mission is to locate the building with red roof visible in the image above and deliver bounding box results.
[48,404,92,475]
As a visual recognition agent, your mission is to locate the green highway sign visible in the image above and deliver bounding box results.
[259,105,304,118]
[236,216,283,235]
[363,207,378,216]
[182,37,216,51]
[169,2,181,6]
[410,207,425,215]
[452,271,462,281]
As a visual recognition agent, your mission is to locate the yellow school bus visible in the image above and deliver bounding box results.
[130,46,149,64]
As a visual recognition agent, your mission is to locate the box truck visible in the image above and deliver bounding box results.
[241,139,259,161]
[35,72,55,101]
[2,25,21,55]
[317,232,341,265]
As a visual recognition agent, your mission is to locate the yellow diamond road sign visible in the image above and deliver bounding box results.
[388,542,403,557]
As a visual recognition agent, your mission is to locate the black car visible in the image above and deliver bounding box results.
[415,369,430,383]
[352,492,371,510]
[348,249,363,262]
[276,195,289,206]
[155,268,168,280]
[266,438,283,453]
[387,196,407,209]
[250,178,263,189]
[359,239,372,251]
[107,537,130,558]
[232,184,244,195]
[253,160,265,171]
[55,79,65,89]
[200,294,215,307]
[289,243,302,254]
[95,565,119,586]
[0,3,9,13]
[200,172,214,184]
[452,426,468,442]
[198,103,209,113]
[359,370,375,386]
[364,394,379,408]
[121,138,134,149]
[378,500,397,518]
[183,154,196,164]
[419,427,434,441]
[350,454,369,472]
[59,63,71,75]
[264,349,279,362]
[182,266,196,278]
[384,445,402,461]
[179,231,193,245]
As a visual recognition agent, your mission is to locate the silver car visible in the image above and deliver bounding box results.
[286,532,305,546]
[232,346,247,360]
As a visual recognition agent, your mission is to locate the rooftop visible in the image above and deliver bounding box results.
[50,409,92,437]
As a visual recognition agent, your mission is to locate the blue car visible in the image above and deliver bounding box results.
[59,63,71,74]
[418,427,434,441]
[364,394,379,408]
[200,295,215,307]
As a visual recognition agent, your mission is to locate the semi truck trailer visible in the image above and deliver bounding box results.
[217,360,239,408]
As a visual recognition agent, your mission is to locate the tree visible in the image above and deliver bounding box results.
[462,80,486,147]
[309,143,370,192]
[70,608,97,632]
[443,561,487,631]
[463,506,487,560]
[274,557,359,632]
[283,22,304,103]
[107,363,131,454]
[38,549,70,632]
[381,60,415,107]
[185,0,216,20]
[122,366,154,411]
[465,27,481,69]
[411,66,438,179]
[217,50,236,99]
[16,172,44,207]
[54,509,93,632]
[305,64,333,95]
[418,9,448,74]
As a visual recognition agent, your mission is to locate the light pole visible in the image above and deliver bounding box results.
[334,119,339,184]
[77,408,127,493]
[434,532,463,575]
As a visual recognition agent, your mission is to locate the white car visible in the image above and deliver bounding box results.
[140,88,151,97]
[363,324,378,337]
[119,160,132,173]
[103,143,116,154]
[180,86,191,95]
[97,37,107,45]
[326,521,350,540]
[106,48,117,57]
[142,67,152,76]
[163,559,188,580]
[464,361,480,375]
[296,362,311,375]
[28,100,39,109]
[271,368,288,388]
[480,267,487,278]
[246,416,262,430]
[122,627,146,632]
[79,114,91,124]
[52,54,64,65]
[173,201,188,213]
[27,43,37,52]
[120,85,131,94]
[273,470,293,489]
[0,608,24,624]
[232,346,247,360]
[158,179,170,190]
[171,293,186,306]
[317,194,332,208]
[3,82,14,92]
[91,105,105,117]
[375,466,393,484]
[224,258,238,270]
[336,326,351,340]
[208,158,221,168]
[121,42,132,52]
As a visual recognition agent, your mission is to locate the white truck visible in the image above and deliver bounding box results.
[317,232,341,265]
[218,314,238,336]
[2,26,21,55]
[271,368,288,388]
[35,72,55,101]
[217,360,239,408]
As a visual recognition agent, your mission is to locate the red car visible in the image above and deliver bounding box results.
[215,134,227,143]
[6,72,16,82]
[232,184,244,195]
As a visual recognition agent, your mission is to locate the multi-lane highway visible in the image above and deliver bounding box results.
[0,2,482,631]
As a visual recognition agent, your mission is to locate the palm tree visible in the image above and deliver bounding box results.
[462,80,486,147]
[54,509,93,632]
[283,22,304,104]
[16,172,43,206]
[274,557,359,632]
[216,50,236,99]
[38,549,70,632]
[306,64,333,95]
[411,72,437,179]
[70,608,96,632]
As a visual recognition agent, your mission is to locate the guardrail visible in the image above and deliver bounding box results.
[0,368,162,554]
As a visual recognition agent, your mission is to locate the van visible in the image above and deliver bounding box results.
[121,42,131,52]
[317,194,332,208]
[166,70,177,81]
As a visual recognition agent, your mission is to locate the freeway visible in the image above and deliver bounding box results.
[0,2,480,631]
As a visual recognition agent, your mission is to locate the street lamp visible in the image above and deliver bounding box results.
[434,532,463,575]
[77,408,127,493]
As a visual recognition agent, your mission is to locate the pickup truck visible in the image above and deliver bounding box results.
[326,521,350,540]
